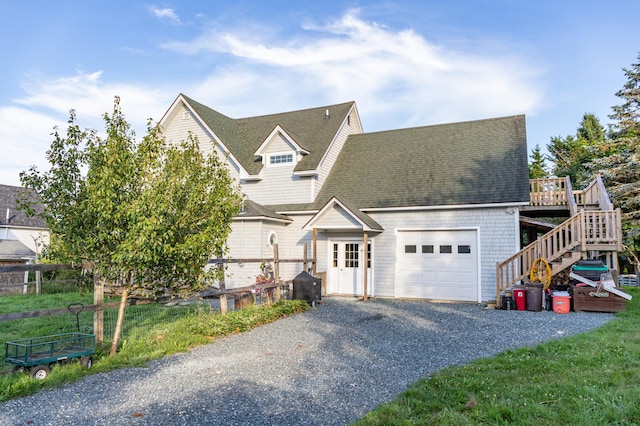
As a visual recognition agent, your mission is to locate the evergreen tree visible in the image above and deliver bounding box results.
[547,113,606,186]
[586,53,640,260]
[528,144,549,179]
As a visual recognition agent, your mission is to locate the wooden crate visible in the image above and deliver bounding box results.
[571,285,627,313]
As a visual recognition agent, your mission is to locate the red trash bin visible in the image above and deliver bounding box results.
[513,288,527,310]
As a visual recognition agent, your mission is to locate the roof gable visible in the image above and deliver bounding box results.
[314,115,529,209]
[181,95,355,176]
[304,197,383,232]
[254,126,309,157]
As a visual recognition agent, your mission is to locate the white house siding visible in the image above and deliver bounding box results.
[222,214,317,288]
[319,206,363,229]
[315,111,362,200]
[162,102,242,182]
[1,228,49,255]
[222,220,264,288]
[266,214,315,281]
[368,206,519,302]
[240,133,312,205]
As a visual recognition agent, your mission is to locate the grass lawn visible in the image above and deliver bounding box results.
[0,295,309,401]
[355,286,640,426]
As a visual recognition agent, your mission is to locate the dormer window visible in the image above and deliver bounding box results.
[268,152,294,166]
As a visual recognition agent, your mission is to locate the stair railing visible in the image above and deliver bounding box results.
[496,213,582,302]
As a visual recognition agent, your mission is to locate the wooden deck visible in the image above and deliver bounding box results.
[496,176,621,303]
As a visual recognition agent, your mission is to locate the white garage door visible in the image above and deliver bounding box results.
[396,230,478,301]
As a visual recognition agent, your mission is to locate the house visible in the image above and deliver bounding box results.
[0,184,48,262]
[0,184,48,290]
[159,94,530,302]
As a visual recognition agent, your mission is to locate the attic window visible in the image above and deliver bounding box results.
[268,153,293,166]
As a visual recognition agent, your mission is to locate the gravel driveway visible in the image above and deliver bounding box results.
[0,297,614,425]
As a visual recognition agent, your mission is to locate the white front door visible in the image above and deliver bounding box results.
[328,240,372,296]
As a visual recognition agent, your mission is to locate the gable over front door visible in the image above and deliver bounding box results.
[327,239,372,297]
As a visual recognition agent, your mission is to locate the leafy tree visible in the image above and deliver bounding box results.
[547,113,606,186]
[20,97,242,353]
[528,144,549,179]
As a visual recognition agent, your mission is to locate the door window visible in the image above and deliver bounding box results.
[344,243,359,268]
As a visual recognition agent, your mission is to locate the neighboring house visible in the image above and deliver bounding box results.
[0,184,48,263]
[160,94,529,303]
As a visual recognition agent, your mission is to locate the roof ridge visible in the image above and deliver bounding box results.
[353,114,526,138]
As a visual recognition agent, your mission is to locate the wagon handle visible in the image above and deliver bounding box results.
[68,303,85,333]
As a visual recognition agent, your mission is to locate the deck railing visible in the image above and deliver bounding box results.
[574,175,614,211]
[529,177,572,207]
[496,209,622,301]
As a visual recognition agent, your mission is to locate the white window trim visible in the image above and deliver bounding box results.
[267,151,295,167]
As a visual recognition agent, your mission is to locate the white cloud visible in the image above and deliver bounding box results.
[0,106,56,186]
[0,71,173,186]
[147,6,181,24]
[162,8,543,129]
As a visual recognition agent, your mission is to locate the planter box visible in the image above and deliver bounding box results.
[571,285,627,313]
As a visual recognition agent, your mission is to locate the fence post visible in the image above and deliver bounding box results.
[312,228,317,275]
[303,243,309,273]
[218,256,228,316]
[273,243,281,301]
[94,276,104,344]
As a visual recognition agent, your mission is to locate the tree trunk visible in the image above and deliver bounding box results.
[110,286,129,355]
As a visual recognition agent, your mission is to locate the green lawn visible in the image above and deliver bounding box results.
[0,295,309,401]
[355,286,640,426]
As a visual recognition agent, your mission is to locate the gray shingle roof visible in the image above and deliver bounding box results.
[236,200,292,222]
[0,185,45,228]
[314,115,529,209]
[182,95,355,176]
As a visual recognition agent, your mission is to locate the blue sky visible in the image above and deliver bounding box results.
[1,0,638,185]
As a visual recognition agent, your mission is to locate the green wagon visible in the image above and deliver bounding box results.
[5,332,96,379]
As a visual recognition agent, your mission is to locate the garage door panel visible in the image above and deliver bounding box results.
[397,230,478,301]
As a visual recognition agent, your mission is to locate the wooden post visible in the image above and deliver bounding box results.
[23,265,29,294]
[312,228,317,275]
[219,258,227,316]
[273,243,281,301]
[363,232,369,301]
[94,277,104,344]
[303,243,308,272]
[35,270,41,294]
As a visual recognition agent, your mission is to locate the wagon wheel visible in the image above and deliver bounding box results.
[81,356,93,369]
[30,364,50,380]
[530,258,552,290]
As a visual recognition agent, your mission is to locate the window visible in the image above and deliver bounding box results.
[332,244,338,268]
[440,245,452,254]
[367,242,372,268]
[267,231,277,247]
[404,245,417,254]
[345,243,359,267]
[269,153,293,165]
[422,245,434,254]
[458,245,471,254]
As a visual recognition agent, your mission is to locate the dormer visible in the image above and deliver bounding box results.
[254,125,310,169]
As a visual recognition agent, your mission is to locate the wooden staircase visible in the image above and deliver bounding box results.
[496,176,622,303]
